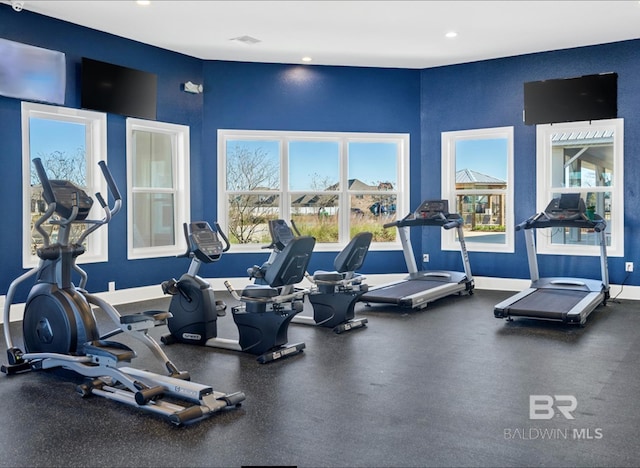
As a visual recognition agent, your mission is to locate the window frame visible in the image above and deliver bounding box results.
[217,129,410,252]
[21,102,108,268]
[126,118,190,260]
[441,126,515,253]
[535,118,624,257]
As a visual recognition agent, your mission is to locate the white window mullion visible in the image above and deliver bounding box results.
[219,129,409,252]
[126,118,190,260]
[21,102,108,268]
[441,126,514,254]
[536,119,623,257]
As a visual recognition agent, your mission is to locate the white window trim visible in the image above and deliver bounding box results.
[536,118,624,257]
[126,118,190,259]
[217,129,410,253]
[21,102,108,268]
[441,126,515,253]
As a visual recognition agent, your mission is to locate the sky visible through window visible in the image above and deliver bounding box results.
[455,138,507,181]
[227,139,398,191]
[32,125,503,191]
[29,117,85,161]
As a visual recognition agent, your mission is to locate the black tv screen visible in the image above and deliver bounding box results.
[523,73,617,125]
[0,38,66,105]
[81,57,157,120]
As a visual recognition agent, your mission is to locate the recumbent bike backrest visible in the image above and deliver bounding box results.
[333,232,372,274]
[264,235,316,288]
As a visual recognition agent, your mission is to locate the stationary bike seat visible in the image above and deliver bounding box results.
[313,271,345,283]
[240,285,279,299]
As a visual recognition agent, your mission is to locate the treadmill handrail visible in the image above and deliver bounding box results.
[384,213,463,229]
[518,212,606,231]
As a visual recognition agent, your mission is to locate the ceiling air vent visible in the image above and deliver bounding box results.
[230,35,261,45]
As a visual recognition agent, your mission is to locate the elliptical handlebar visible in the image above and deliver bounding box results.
[32,158,122,247]
[33,158,122,223]
[33,158,56,205]
[98,160,122,203]
[95,160,122,221]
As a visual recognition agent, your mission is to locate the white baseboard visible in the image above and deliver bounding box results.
[2,274,639,324]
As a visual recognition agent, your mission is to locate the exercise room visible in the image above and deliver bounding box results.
[1,1,639,467]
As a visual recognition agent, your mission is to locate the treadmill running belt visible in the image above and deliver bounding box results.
[361,280,447,303]
[507,288,588,319]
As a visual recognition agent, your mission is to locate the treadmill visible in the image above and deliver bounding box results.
[361,199,474,310]
[494,193,610,326]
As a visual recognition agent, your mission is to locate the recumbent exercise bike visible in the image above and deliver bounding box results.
[161,221,316,363]
[249,219,372,333]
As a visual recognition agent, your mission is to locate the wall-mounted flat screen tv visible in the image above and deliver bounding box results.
[0,38,66,105]
[81,57,157,120]
[523,72,617,125]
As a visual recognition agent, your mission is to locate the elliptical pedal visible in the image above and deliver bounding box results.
[82,340,136,366]
[1,159,245,425]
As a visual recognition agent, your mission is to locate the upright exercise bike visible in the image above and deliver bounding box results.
[2,158,245,425]
[161,221,316,363]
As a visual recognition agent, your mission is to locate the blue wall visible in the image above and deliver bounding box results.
[1,4,639,302]
[421,42,640,284]
[200,61,421,278]
[0,5,204,299]
[0,5,418,300]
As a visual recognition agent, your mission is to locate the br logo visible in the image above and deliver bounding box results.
[529,395,577,420]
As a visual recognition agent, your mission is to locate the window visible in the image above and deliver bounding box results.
[126,118,190,259]
[21,102,108,267]
[441,127,514,253]
[536,119,624,257]
[218,130,409,251]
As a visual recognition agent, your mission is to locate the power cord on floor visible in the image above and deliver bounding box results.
[611,271,631,303]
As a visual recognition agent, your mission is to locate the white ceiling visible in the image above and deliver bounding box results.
[8,0,640,69]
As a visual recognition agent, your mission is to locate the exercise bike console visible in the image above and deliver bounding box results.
[162,221,314,363]
[187,221,226,263]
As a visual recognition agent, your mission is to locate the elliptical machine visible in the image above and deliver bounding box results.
[252,219,372,333]
[2,159,245,425]
[161,221,316,363]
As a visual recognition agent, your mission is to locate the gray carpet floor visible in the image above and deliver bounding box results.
[1,288,638,467]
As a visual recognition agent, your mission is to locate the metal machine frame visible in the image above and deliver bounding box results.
[494,194,610,326]
[2,159,244,425]
[361,200,474,310]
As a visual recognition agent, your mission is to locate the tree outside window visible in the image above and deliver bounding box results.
[219,131,409,249]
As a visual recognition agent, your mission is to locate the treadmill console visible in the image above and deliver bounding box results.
[544,194,586,221]
[188,222,224,263]
[415,200,449,219]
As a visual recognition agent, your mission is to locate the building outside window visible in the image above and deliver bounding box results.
[218,130,409,251]
[21,102,108,267]
[536,118,624,257]
[441,126,514,253]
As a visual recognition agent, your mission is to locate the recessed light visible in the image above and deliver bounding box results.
[302,56,312,63]
[136,1,151,5]
[445,31,458,38]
